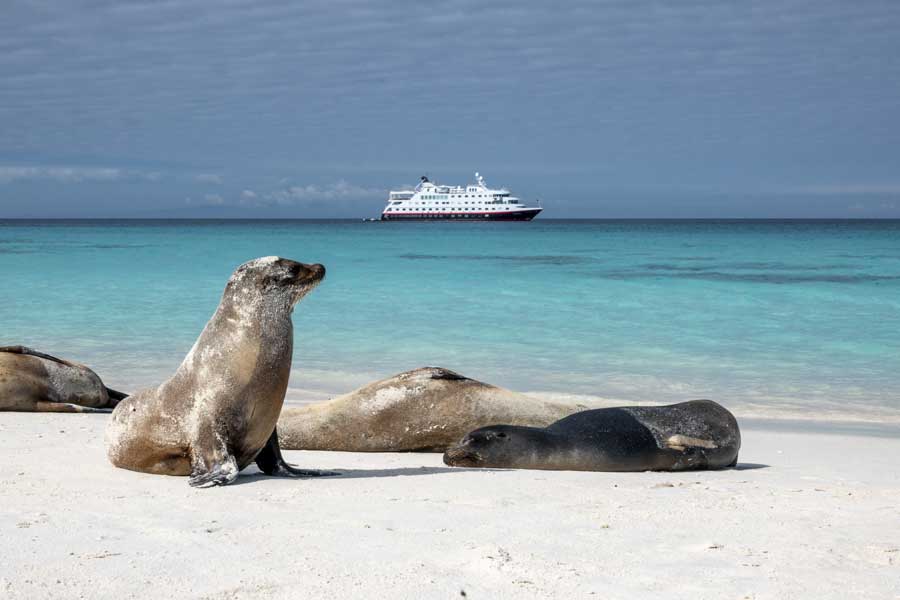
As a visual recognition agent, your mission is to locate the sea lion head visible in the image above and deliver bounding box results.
[443,425,545,468]
[226,256,326,308]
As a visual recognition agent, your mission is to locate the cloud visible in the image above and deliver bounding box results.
[1,2,899,217]
[188,181,384,211]
[787,184,900,196]
[260,180,383,206]
[184,193,224,206]
[194,173,223,184]
[0,165,159,184]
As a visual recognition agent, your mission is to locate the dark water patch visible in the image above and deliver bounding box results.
[723,261,857,271]
[642,263,711,272]
[640,261,858,272]
[597,270,900,284]
[398,253,593,265]
[86,243,155,249]
[0,248,35,254]
[1,241,155,252]
[836,253,900,260]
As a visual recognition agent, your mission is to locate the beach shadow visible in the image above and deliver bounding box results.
[231,465,490,485]
[328,466,497,479]
[734,462,769,471]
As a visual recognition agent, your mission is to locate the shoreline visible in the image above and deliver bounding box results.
[281,383,900,438]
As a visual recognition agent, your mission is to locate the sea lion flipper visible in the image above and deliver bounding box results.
[256,428,340,478]
[104,388,129,404]
[34,401,108,413]
[665,435,718,451]
[188,425,240,488]
[188,454,239,488]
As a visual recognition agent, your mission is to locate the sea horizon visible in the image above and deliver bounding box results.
[4,217,900,221]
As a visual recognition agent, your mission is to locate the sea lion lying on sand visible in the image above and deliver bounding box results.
[0,346,126,412]
[444,400,741,472]
[278,367,585,452]
[106,257,337,487]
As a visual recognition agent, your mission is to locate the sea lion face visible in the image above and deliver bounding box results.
[228,256,326,306]
[443,425,536,468]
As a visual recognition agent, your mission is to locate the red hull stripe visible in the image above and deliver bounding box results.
[382,210,541,216]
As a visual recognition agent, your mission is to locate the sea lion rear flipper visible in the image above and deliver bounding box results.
[104,388,129,405]
[34,401,108,413]
[255,427,339,478]
[665,434,718,451]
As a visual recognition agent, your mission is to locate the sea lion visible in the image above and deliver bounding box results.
[0,346,126,412]
[443,400,741,472]
[278,367,585,452]
[105,256,337,487]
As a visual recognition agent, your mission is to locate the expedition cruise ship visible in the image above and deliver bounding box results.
[380,173,542,221]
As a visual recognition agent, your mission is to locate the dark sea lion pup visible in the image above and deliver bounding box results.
[0,346,126,412]
[106,256,337,487]
[444,400,741,472]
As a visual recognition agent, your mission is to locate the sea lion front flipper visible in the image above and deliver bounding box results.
[188,424,240,487]
[255,428,339,478]
[189,453,239,488]
[188,458,239,488]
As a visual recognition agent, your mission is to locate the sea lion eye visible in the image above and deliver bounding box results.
[496,432,507,439]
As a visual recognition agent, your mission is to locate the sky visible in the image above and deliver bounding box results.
[1,0,899,218]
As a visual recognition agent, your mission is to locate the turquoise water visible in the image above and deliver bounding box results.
[2,219,899,419]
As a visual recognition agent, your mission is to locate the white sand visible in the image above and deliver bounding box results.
[1,413,898,599]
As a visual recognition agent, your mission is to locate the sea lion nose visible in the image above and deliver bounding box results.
[443,445,473,466]
[308,263,325,279]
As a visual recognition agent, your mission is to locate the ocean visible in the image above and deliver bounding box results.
[2,219,899,421]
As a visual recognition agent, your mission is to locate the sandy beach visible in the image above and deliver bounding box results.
[1,410,897,600]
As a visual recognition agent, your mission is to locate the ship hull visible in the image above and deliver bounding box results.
[381,208,541,222]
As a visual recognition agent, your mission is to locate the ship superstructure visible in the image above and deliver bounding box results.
[380,173,541,221]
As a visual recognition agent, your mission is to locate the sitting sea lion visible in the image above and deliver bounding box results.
[106,256,337,487]
[278,367,585,452]
[444,400,741,472]
[0,346,126,412]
